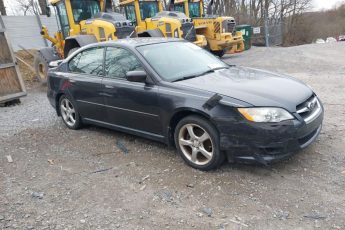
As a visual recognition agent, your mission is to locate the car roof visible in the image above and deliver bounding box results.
[64,38,185,62]
[99,37,184,48]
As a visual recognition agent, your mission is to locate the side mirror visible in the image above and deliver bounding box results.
[48,60,62,68]
[46,6,51,17]
[126,70,147,83]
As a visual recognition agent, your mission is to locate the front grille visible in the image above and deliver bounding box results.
[181,22,196,42]
[222,19,236,35]
[296,95,321,123]
[115,26,135,39]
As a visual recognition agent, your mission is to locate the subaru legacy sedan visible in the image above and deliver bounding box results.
[47,38,323,170]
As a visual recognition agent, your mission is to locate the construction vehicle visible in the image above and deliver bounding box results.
[35,0,135,81]
[119,0,207,47]
[168,0,244,57]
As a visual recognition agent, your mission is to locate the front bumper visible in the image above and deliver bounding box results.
[209,32,244,51]
[214,108,324,165]
[193,34,208,48]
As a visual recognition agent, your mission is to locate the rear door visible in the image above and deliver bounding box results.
[102,46,162,136]
[67,47,106,121]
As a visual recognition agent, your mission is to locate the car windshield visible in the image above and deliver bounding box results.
[173,3,185,13]
[71,0,100,23]
[137,42,229,82]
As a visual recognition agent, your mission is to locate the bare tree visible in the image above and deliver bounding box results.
[14,0,40,15]
[209,0,311,24]
[0,0,6,15]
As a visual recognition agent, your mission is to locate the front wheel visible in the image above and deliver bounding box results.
[59,95,82,130]
[174,115,224,171]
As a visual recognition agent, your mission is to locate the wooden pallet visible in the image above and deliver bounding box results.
[0,27,26,103]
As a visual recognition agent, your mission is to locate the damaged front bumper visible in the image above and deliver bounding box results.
[213,109,324,165]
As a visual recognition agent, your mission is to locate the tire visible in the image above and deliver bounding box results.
[211,49,226,57]
[58,95,82,130]
[34,52,48,82]
[174,115,224,171]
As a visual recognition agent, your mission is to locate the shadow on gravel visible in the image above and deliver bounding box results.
[81,125,170,150]
[77,122,310,175]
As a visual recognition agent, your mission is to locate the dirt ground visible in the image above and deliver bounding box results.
[15,50,37,83]
[1,42,345,230]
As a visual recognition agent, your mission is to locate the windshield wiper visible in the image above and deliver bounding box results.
[172,75,200,82]
[172,67,229,82]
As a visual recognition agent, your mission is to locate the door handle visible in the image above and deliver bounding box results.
[69,79,76,83]
[105,85,114,89]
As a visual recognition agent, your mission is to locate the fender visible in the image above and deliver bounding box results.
[64,35,98,57]
[37,47,60,64]
[166,107,212,146]
[137,29,164,38]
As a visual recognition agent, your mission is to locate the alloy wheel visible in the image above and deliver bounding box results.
[60,98,76,127]
[178,123,214,166]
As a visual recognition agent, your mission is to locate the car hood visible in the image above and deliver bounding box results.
[175,66,313,112]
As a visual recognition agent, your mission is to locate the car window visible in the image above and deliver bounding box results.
[139,2,158,20]
[56,2,70,38]
[188,2,200,17]
[105,47,142,79]
[71,0,100,23]
[68,47,104,76]
[124,4,136,25]
[173,3,185,13]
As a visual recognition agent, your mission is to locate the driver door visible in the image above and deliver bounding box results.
[101,46,162,136]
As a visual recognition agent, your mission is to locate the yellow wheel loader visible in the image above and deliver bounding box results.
[119,0,207,47]
[35,0,135,81]
[168,0,244,57]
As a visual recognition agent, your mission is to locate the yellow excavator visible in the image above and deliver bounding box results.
[168,0,244,57]
[119,0,207,47]
[35,0,135,81]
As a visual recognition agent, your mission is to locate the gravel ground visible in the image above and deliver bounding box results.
[1,42,345,230]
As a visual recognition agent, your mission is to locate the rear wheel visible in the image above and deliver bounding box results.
[174,115,224,171]
[59,95,82,130]
[34,52,48,82]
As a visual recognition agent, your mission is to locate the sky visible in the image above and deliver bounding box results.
[313,0,344,10]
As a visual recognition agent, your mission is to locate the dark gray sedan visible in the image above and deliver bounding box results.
[47,38,323,170]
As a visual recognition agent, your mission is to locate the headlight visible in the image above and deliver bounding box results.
[237,107,294,122]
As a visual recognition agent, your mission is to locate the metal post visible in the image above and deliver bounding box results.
[264,9,269,47]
